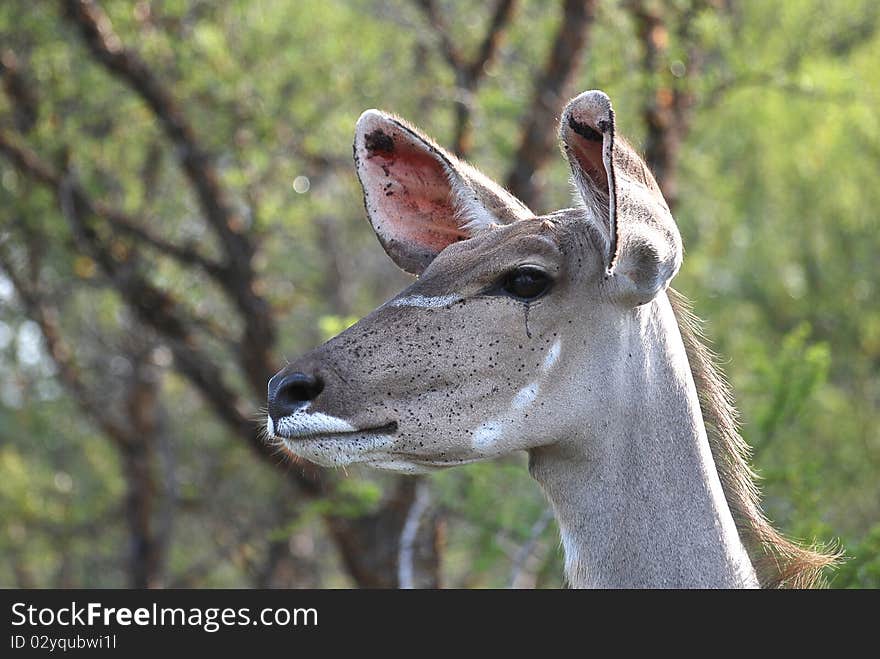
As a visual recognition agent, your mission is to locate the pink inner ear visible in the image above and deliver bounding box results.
[566,115,609,192]
[361,132,468,255]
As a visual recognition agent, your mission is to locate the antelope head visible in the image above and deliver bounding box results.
[267,91,682,474]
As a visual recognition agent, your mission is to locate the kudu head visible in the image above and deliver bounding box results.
[267,91,683,473]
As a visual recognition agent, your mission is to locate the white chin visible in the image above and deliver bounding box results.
[368,460,440,475]
[277,433,394,468]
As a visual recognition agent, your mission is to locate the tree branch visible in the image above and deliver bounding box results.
[60,0,250,270]
[1,86,441,591]
[0,130,298,484]
[397,478,432,589]
[121,348,165,587]
[61,0,276,395]
[1,233,169,587]
[505,0,597,210]
[468,0,517,82]
[629,0,709,210]
[1,49,39,134]
[0,245,131,447]
[6,4,447,588]
[95,205,227,280]
[414,0,465,71]
[507,507,553,588]
[416,0,518,156]
[0,132,223,278]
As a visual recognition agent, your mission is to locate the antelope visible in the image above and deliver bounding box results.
[267,90,838,588]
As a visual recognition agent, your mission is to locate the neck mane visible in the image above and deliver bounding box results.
[667,289,839,588]
[528,288,838,588]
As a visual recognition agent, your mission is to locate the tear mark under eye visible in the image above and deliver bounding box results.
[524,304,532,339]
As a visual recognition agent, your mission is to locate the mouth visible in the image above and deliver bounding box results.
[274,420,399,442]
[269,416,400,468]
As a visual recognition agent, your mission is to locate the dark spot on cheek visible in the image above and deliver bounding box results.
[365,129,395,154]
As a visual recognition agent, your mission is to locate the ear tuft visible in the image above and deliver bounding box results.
[567,114,603,142]
[363,127,395,155]
[564,90,614,143]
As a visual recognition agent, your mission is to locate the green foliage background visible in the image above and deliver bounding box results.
[0,0,877,587]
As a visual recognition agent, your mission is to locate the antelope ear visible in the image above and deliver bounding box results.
[354,110,532,275]
[560,90,619,273]
[560,90,682,306]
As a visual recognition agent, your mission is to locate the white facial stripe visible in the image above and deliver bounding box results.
[275,410,355,437]
[266,414,274,437]
[543,339,562,372]
[471,422,503,450]
[470,342,562,451]
[511,383,539,410]
[391,294,459,309]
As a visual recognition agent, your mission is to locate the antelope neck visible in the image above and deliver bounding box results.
[527,293,758,588]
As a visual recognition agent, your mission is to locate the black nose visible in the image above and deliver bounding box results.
[268,371,325,422]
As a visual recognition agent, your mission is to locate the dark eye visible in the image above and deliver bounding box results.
[502,266,552,300]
